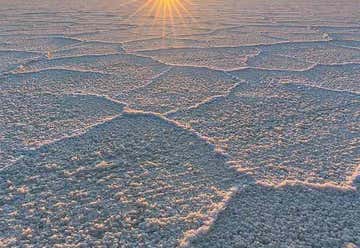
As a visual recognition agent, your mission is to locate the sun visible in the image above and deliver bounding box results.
[128,0,194,37]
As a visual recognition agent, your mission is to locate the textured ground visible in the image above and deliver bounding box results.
[0,0,359,247]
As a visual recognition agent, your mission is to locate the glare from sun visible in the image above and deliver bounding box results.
[128,0,194,37]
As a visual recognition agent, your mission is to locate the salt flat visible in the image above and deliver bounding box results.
[0,0,359,247]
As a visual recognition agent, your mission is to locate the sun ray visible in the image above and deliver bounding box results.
[128,0,154,19]
[127,0,196,38]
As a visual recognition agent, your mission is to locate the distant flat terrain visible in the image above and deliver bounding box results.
[0,0,359,247]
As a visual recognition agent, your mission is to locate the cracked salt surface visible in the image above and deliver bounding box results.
[0,0,359,247]
[0,113,252,247]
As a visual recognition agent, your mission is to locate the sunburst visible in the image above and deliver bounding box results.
[127,0,195,38]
